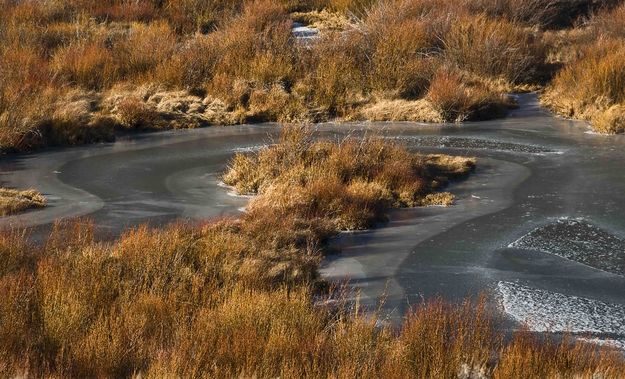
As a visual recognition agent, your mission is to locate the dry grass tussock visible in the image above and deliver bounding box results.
[0,0,555,152]
[542,3,625,133]
[426,69,513,123]
[0,188,46,216]
[543,40,625,133]
[357,99,444,123]
[444,15,545,85]
[102,84,246,129]
[222,126,475,229]
[291,9,355,31]
[592,105,625,134]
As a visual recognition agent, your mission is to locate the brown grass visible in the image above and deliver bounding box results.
[593,3,625,39]
[357,98,444,122]
[541,3,625,133]
[427,69,512,122]
[295,30,369,119]
[365,14,437,99]
[444,15,545,85]
[3,0,624,141]
[464,0,591,28]
[1,2,625,373]
[0,0,557,152]
[0,188,46,216]
[591,105,625,134]
[51,37,118,90]
[291,9,355,31]
[223,126,475,229]
[420,192,456,206]
[0,132,623,376]
[543,38,625,132]
[0,218,623,377]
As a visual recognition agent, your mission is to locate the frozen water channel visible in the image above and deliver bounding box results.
[2,93,625,348]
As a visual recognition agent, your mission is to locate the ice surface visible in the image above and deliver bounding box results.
[292,22,319,41]
[395,136,557,154]
[509,219,625,276]
[232,144,269,153]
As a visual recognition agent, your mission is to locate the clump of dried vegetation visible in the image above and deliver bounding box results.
[2,0,581,154]
[223,126,475,229]
[0,188,46,216]
[542,2,625,133]
[1,129,624,377]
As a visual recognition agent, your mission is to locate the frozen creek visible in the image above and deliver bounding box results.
[2,94,625,348]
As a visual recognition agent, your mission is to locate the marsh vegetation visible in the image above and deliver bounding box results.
[2,1,625,376]
[223,126,475,229]
[2,0,623,154]
[542,2,625,133]
[4,0,610,154]
[1,130,624,377]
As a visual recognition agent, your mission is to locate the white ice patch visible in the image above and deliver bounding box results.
[584,130,607,136]
[217,181,255,199]
[497,281,625,338]
[508,219,625,276]
[577,337,625,351]
[391,136,559,155]
[232,144,269,153]
[292,23,319,41]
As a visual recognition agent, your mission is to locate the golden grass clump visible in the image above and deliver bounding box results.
[223,126,475,229]
[420,192,455,206]
[291,9,355,31]
[295,30,369,119]
[317,0,377,14]
[0,188,47,216]
[357,98,444,122]
[366,17,437,99]
[4,0,625,146]
[493,332,625,378]
[540,3,625,133]
[427,69,511,122]
[543,38,625,132]
[469,0,624,29]
[465,0,559,28]
[117,21,178,80]
[114,96,161,129]
[151,34,217,90]
[0,216,323,376]
[593,3,625,39]
[444,15,544,85]
[361,0,448,103]
[51,36,118,90]
[591,105,625,134]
